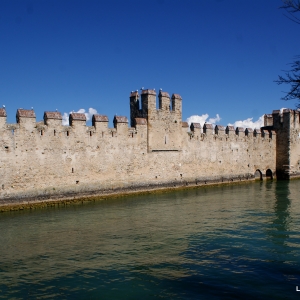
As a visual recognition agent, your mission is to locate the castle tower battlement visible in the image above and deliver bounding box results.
[130,89,183,151]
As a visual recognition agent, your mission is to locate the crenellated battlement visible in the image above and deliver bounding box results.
[0,88,299,207]
[0,96,281,147]
[130,89,182,125]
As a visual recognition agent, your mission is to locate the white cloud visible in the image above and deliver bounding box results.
[228,115,264,129]
[62,108,98,126]
[208,114,221,124]
[227,108,287,129]
[62,112,69,126]
[186,113,221,127]
[186,112,269,131]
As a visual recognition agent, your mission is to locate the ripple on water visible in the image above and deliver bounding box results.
[0,180,300,299]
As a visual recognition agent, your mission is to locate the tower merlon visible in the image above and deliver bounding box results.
[158,91,170,111]
[215,125,225,135]
[171,93,182,116]
[190,122,201,139]
[182,122,189,128]
[203,123,213,134]
[272,110,280,114]
[134,118,147,137]
[235,127,244,136]
[69,113,86,127]
[272,109,282,128]
[0,108,7,128]
[16,109,36,129]
[113,116,128,133]
[44,111,62,126]
[16,109,36,121]
[0,108,7,117]
[264,114,273,127]
[283,108,293,113]
[282,109,296,127]
[130,91,139,98]
[113,116,128,124]
[92,114,109,131]
[141,89,156,117]
[226,126,235,135]
[130,91,141,127]
[141,89,156,96]
[245,128,253,136]
[134,118,147,127]
[261,129,270,138]
[190,122,201,132]
[254,128,261,137]
[172,94,182,100]
[159,91,169,97]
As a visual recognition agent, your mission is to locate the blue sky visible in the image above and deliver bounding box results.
[0,0,299,127]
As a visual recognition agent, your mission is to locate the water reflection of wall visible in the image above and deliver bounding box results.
[274,181,291,234]
[268,181,300,252]
[0,181,300,287]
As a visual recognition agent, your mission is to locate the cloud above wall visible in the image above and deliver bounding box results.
[186,108,288,130]
[186,113,264,129]
[186,114,221,127]
[228,108,287,129]
[227,115,264,129]
[62,108,98,125]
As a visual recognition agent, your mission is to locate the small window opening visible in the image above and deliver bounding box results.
[40,130,43,136]
[102,131,104,138]
[67,131,69,136]
[165,136,167,144]
[54,130,56,136]
[76,180,79,184]
[90,131,92,136]
[11,129,14,136]
[112,132,114,137]
[72,168,74,173]
[132,132,134,138]
[2,184,4,190]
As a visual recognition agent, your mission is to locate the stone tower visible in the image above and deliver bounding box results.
[272,109,300,179]
[130,89,183,152]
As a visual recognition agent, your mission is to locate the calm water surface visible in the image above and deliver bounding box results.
[1,180,300,299]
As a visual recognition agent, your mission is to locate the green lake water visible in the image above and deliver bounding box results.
[0,180,300,299]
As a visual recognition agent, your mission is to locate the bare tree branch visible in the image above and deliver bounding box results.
[276,1,300,106]
[281,0,300,11]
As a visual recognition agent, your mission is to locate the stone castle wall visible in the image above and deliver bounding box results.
[0,88,297,206]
